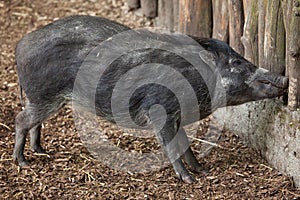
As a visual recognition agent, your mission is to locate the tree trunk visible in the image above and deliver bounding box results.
[212,0,229,42]
[179,0,212,37]
[228,0,244,55]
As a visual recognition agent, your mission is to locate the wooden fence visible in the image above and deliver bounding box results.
[127,0,300,110]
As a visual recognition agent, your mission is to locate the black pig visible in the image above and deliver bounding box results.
[14,15,288,183]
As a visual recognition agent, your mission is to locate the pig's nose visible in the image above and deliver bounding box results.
[282,77,289,88]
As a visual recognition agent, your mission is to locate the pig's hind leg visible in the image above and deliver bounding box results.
[154,116,196,183]
[183,147,205,173]
[13,100,64,166]
[29,125,45,154]
[177,128,205,173]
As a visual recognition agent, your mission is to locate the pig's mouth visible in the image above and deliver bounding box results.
[257,79,288,90]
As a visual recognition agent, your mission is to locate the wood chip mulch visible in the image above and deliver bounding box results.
[0,0,300,199]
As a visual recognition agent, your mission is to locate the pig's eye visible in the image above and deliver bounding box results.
[230,59,242,65]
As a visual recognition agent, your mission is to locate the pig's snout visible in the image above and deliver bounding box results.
[257,76,289,90]
[249,68,289,99]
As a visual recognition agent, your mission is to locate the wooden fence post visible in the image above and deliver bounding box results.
[228,0,244,55]
[258,0,267,68]
[140,0,158,18]
[242,0,251,19]
[241,1,258,64]
[263,0,285,74]
[212,0,229,42]
[158,0,179,31]
[282,0,300,110]
[126,0,140,9]
[178,0,212,37]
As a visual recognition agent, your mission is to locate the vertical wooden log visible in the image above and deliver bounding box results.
[158,0,179,31]
[228,0,244,55]
[258,0,267,68]
[212,0,229,42]
[126,0,140,9]
[282,0,300,110]
[241,1,258,64]
[242,0,251,19]
[258,0,268,67]
[281,0,294,78]
[179,0,212,37]
[158,0,172,30]
[288,14,300,109]
[263,0,285,74]
[140,0,158,18]
[173,0,179,31]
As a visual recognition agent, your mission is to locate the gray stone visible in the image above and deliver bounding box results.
[224,99,300,187]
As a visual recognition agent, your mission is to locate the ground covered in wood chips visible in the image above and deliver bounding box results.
[1,0,300,199]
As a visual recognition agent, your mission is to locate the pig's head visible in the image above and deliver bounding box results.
[197,38,288,106]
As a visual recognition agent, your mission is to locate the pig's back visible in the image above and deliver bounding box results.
[16,15,130,104]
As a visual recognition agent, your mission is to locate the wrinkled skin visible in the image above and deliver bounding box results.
[13,15,288,183]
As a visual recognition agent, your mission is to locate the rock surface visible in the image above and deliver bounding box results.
[225,100,300,187]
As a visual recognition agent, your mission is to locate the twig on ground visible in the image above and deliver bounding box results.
[0,122,11,131]
[188,136,227,150]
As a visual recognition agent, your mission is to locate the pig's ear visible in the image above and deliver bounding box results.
[199,50,216,66]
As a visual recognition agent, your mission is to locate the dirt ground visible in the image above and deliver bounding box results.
[0,0,300,199]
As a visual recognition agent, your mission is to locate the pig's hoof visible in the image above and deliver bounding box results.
[191,165,208,174]
[13,154,30,167]
[19,161,30,167]
[13,157,30,167]
[192,166,203,173]
[182,174,196,183]
[177,171,196,183]
[31,145,46,154]
[189,163,204,173]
